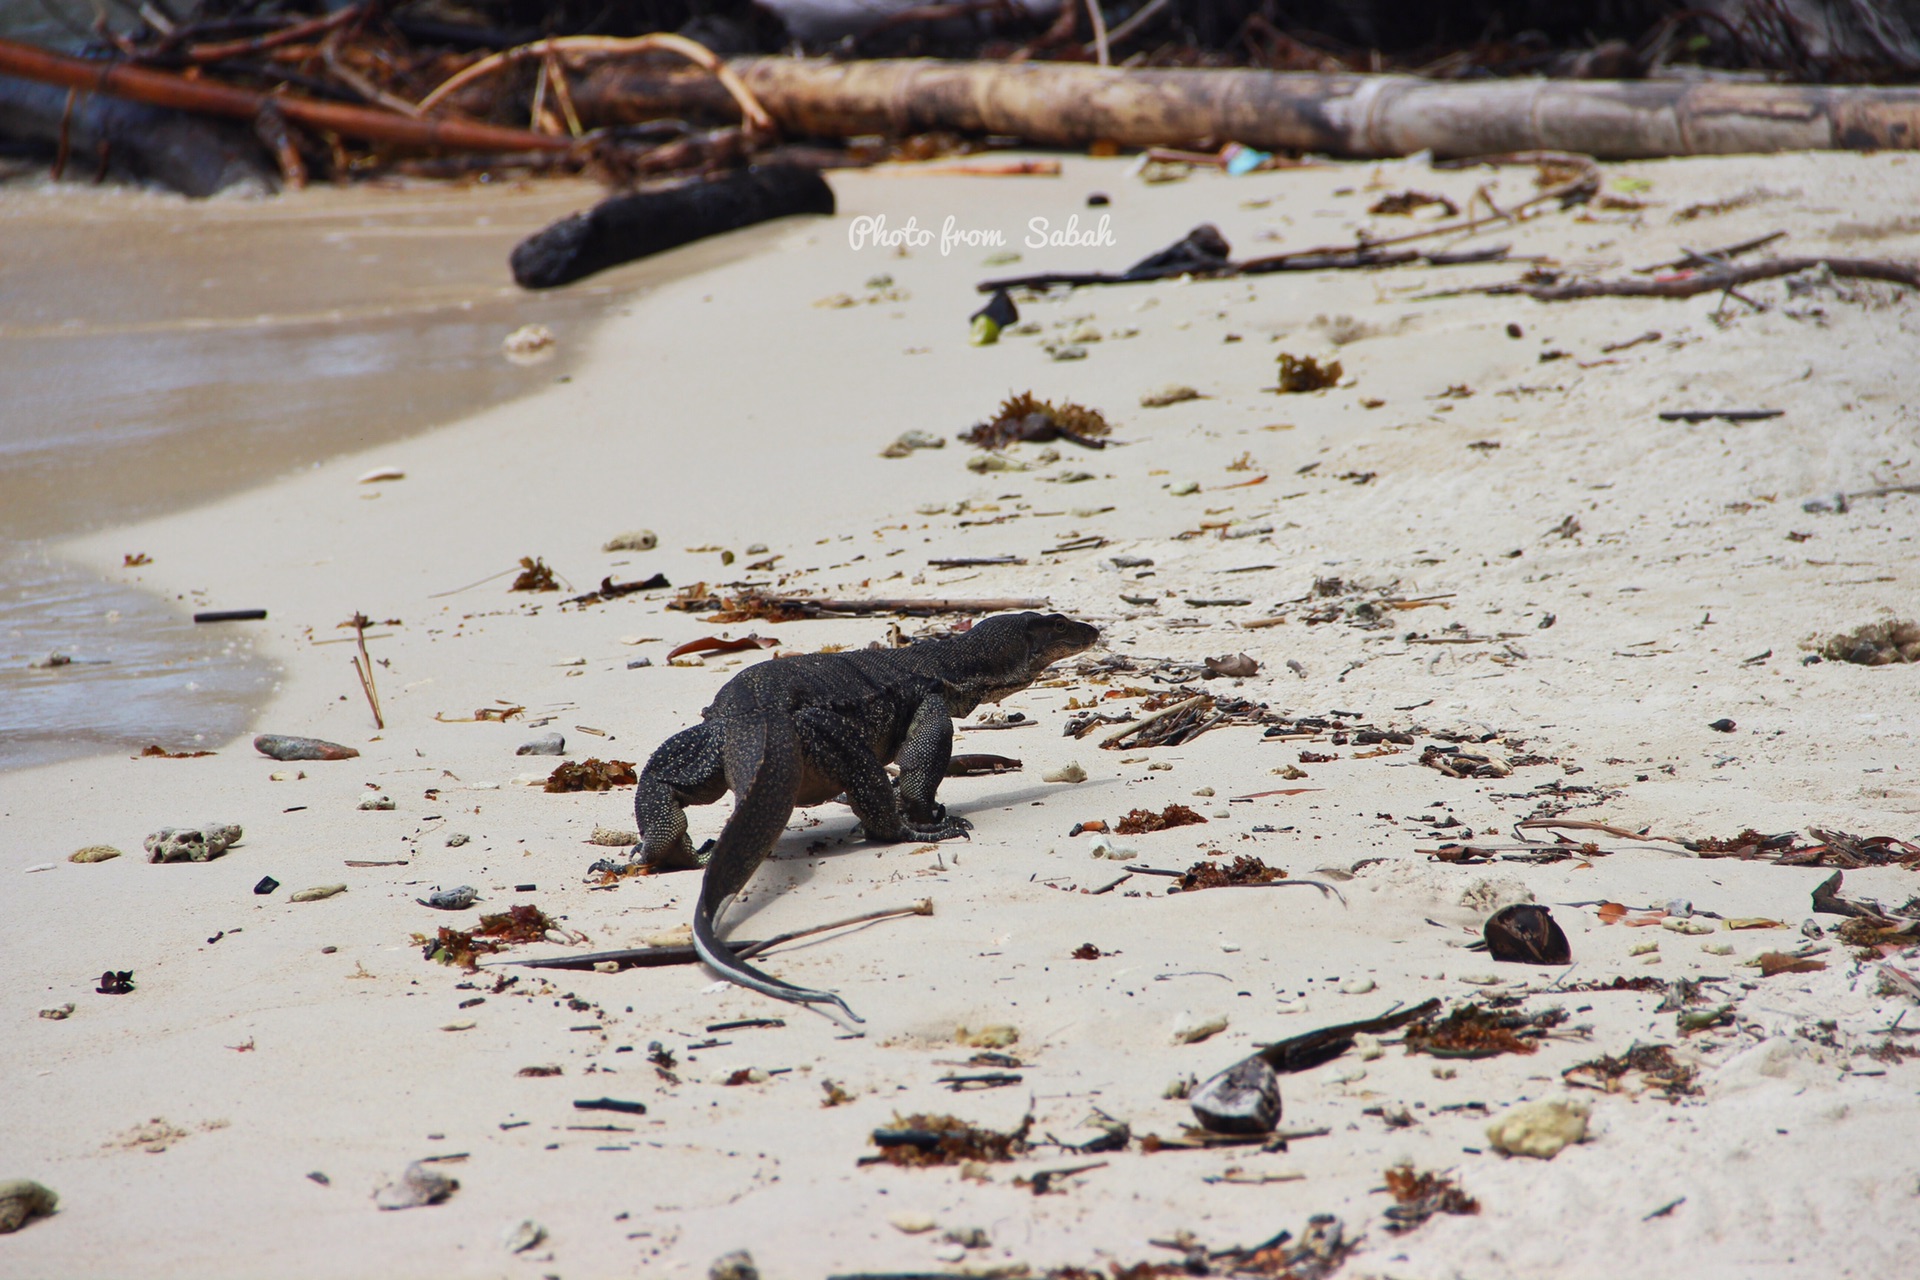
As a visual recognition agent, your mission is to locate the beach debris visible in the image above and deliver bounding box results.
[446,833,470,847]
[1173,1012,1231,1044]
[374,1160,457,1210]
[880,429,947,458]
[0,1180,57,1234]
[513,168,835,291]
[1141,384,1203,407]
[1750,951,1829,976]
[1127,222,1232,277]
[1205,1214,1354,1279]
[254,734,357,762]
[28,652,73,668]
[1115,804,1207,835]
[589,826,639,846]
[1485,1097,1590,1159]
[138,744,215,759]
[1484,904,1573,965]
[510,557,559,592]
[501,323,556,362]
[516,734,566,756]
[1382,1164,1479,1232]
[1371,190,1460,217]
[1564,1044,1701,1099]
[564,573,671,606]
[356,467,404,484]
[420,904,560,969]
[888,1209,938,1234]
[1204,652,1260,677]
[1405,1003,1568,1058]
[191,609,267,623]
[960,391,1110,451]
[290,884,347,903]
[602,530,659,552]
[868,1112,1031,1166]
[969,289,1017,345]
[947,753,1023,776]
[1816,618,1920,665]
[69,845,121,863]
[96,971,134,995]
[254,876,279,895]
[1690,827,1920,868]
[1273,353,1343,393]
[1086,833,1137,860]
[502,1219,547,1254]
[708,1249,760,1280]
[544,759,637,792]
[419,886,478,911]
[956,1025,1019,1049]
[1178,855,1283,891]
[1708,717,1737,732]
[574,1097,648,1116]
[38,1004,74,1020]
[1042,761,1087,783]
[144,823,241,863]
[1191,1002,1439,1135]
[1421,745,1513,779]
[1072,943,1104,959]
[666,634,779,661]
[358,795,395,811]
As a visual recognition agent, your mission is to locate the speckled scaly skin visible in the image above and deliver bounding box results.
[630,612,1099,1022]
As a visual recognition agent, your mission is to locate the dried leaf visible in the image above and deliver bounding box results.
[665,634,779,660]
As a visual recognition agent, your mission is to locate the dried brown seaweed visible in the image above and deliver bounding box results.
[1404,1003,1567,1058]
[960,391,1111,451]
[544,758,637,792]
[1179,855,1284,891]
[1382,1164,1480,1232]
[868,1112,1030,1166]
[510,556,559,592]
[1273,353,1343,393]
[1564,1043,1700,1099]
[1818,618,1920,665]
[1116,804,1208,835]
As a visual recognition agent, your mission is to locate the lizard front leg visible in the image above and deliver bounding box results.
[896,692,963,829]
[632,723,726,871]
[795,705,970,843]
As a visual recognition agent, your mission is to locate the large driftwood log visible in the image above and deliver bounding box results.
[0,75,272,196]
[573,57,1920,159]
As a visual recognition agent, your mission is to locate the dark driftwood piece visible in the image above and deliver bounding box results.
[510,165,834,288]
[575,56,1920,159]
[0,74,271,195]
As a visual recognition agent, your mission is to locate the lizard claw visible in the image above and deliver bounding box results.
[910,814,973,841]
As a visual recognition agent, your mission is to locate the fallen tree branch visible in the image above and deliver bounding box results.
[0,37,580,157]
[1478,255,1920,301]
[575,56,1920,159]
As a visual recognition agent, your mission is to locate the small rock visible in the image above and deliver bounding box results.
[356,467,405,484]
[1666,898,1694,918]
[1486,1097,1590,1158]
[502,1219,547,1253]
[881,430,946,458]
[38,1004,75,1021]
[1189,1054,1280,1134]
[0,1179,58,1233]
[933,1243,968,1263]
[1484,904,1573,965]
[516,734,566,756]
[445,833,470,847]
[144,823,242,863]
[888,1210,937,1234]
[955,1024,1018,1049]
[359,795,395,811]
[1172,1012,1230,1044]
[1662,917,1713,935]
[69,845,122,863]
[590,826,639,846]
[1087,834,1137,860]
[945,1226,991,1249]
[1141,384,1202,408]
[1708,718,1737,733]
[28,652,72,668]
[1204,652,1260,678]
[418,886,477,910]
[966,453,1028,473]
[1352,1032,1384,1061]
[1340,977,1377,995]
[254,734,358,761]
[1044,342,1087,362]
[709,1250,760,1280]
[253,876,279,895]
[602,530,658,552]
[290,884,347,903]
[502,323,556,364]
[373,1160,458,1210]
[1168,480,1201,496]
[1042,761,1087,784]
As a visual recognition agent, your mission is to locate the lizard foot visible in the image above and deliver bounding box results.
[908,814,973,841]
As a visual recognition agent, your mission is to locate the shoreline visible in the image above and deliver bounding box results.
[5,152,1918,1279]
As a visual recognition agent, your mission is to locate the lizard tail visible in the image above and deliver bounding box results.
[693,711,866,1024]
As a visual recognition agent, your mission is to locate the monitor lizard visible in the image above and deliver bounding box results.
[627,611,1099,1022]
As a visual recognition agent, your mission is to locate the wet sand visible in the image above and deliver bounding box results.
[0,175,776,769]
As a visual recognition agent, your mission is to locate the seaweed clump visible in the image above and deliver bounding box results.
[1383,1164,1480,1232]
[1115,803,1208,835]
[1818,618,1920,665]
[1179,854,1284,891]
[1404,1002,1567,1058]
[420,904,557,969]
[545,759,637,792]
[1563,1043,1700,1099]
[960,392,1111,451]
[868,1112,1031,1167]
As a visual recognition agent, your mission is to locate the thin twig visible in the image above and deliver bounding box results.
[733,900,934,959]
[1099,694,1208,748]
[349,612,384,729]
[1083,0,1110,67]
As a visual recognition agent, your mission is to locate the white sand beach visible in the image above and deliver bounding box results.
[4,149,1919,1278]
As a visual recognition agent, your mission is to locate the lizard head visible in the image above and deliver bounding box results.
[954,611,1100,703]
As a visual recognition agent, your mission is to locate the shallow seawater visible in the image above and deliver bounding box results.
[0,175,747,773]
